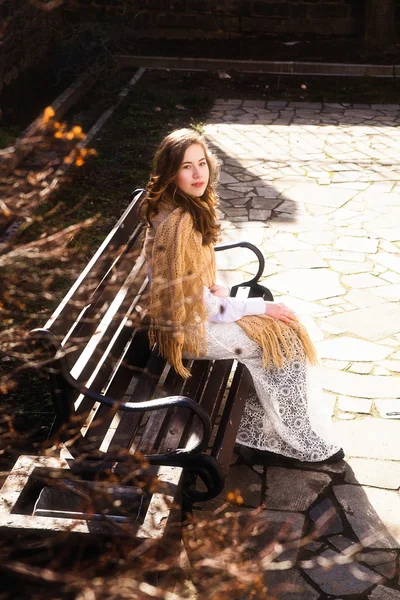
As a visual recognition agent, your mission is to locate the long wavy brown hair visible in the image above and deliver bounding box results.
[140,128,221,245]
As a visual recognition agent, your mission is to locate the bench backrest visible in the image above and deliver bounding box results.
[34,190,148,443]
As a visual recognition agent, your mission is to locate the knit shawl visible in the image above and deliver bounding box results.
[148,207,317,378]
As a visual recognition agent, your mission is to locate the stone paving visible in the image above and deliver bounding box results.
[194,100,400,599]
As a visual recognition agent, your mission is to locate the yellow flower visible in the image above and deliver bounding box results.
[75,157,84,167]
[43,106,55,124]
[226,488,244,504]
[72,125,82,135]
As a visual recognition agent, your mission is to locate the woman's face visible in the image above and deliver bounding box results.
[175,143,210,197]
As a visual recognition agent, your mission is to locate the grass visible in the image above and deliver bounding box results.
[0,126,23,149]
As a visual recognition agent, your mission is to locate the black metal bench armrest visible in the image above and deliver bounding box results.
[29,328,211,456]
[131,187,146,200]
[214,241,265,295]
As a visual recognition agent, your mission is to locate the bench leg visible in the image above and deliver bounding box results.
[148,453,225,503]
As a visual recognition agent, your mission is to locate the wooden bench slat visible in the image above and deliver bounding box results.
[133,357,187,454]
[70,257,147,380]
[156,361,210,454]
[46,192,145,338]
[184,359,233,453]
[86,328,153,451]
[181,360,211,403]
[211,363,252,473]
[106,352,166,453]
[62,242,145,352]
[76,320,148,436]
[198,359,233,424]
[137,408,170,455]
[69,264,148,422]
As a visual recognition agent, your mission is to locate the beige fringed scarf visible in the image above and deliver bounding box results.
[148,207,317,378]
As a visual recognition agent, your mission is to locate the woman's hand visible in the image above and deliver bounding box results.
[209,284,230,298]
[265,302,298,324]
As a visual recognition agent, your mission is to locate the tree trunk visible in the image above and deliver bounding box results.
[365,0,397,52]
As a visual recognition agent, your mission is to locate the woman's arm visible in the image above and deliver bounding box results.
[205,288,298,324]
[204,287,266,323]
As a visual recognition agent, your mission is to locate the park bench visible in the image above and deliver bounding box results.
[0,188,272,539]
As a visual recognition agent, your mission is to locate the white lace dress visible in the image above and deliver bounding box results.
[200,294,340,463]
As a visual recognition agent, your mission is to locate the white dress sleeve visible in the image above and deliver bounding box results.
[203,287,266,323]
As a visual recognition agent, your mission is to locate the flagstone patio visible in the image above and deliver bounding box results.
[196,99,400,599]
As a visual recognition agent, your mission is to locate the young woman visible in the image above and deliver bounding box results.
[141,128,343,464]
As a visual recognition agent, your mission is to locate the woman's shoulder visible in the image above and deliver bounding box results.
[149,203,189,232]
[159,204,192,222]
[150,201,174,227]
[154,206,195,239]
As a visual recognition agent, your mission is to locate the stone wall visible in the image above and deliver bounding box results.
[90,0,364,39]
[1,0,400,92]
